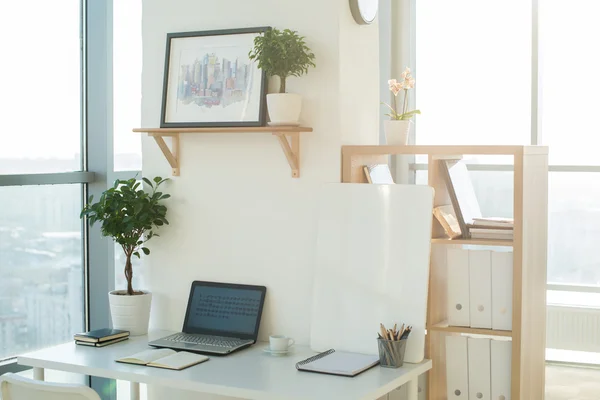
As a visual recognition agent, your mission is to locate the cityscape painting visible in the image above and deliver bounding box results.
[161,27,268,128]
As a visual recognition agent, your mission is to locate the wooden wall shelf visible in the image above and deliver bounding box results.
[133,126,313,177]
[341,145,549,400]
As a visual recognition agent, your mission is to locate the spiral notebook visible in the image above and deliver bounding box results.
[295,349,380,377]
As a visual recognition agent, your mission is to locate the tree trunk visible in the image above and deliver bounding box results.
[124,253,134,295]
[279,76,286,93]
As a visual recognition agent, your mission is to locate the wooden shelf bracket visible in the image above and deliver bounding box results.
[134,126,311,177]
[151,133,180,176]
[273,132,300,178]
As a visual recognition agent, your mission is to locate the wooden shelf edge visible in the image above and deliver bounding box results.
[133,126,313,134]
[428,321,513,337]
[431,237,514,246]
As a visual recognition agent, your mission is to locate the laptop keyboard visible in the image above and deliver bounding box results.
[165,333,247,348]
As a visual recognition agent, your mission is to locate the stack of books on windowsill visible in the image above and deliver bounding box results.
[468,217,513,240]
[74,329,130,347]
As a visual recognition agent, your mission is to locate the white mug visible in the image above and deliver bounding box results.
[269,335,295,351]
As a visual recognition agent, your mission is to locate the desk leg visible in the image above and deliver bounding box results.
[33,367,44,381]
[130,382,140,400]
[406,377,418,400]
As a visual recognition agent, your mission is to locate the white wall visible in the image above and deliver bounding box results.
[141,0,380,397]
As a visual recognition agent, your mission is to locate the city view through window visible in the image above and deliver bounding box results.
[0,0,142,362]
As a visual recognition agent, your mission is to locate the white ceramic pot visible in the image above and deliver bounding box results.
[384,120,413,145]
[267,93,302,125]
[108,290,152,336]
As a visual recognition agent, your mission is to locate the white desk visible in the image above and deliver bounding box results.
[18,331,431,400]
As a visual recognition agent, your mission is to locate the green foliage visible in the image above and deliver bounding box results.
[80,177,170,294]
[248,28,316,93]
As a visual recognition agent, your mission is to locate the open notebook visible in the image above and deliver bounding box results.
[296,349,379,377]
[116,348,208,370]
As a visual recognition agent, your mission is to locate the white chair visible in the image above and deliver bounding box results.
[0,373,101,400]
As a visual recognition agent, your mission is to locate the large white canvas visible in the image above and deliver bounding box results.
[311,184,433,363]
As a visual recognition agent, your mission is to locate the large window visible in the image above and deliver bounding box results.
[0,0,84,363]
[0,2,142,397]
[415,0,600,294]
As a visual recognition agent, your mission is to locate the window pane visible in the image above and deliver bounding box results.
[540,0,600,165]
[0,1,81,174]
[415,1,531,149]
[548,173,600,285]
[113,0,142,171]
[0,185,84,361]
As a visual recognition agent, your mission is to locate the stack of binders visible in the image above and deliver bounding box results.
[74,329,130,347]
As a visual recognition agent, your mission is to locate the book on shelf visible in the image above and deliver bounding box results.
[438,159,482,238]
[74,329,129,343]
[116,348,209,371]
[363,164,394,184]
[433,205,462,239]
[470,229,513,240]
[471,217,513,228]
[76,336,129,347]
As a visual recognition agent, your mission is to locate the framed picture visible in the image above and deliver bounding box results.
[161,27,269,128]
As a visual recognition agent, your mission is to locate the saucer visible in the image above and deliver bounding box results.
[263,347,291,356]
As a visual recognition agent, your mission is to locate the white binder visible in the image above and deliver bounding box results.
[491,251,513,330]
[469,250,492,329]
[418,372,427,400]
[446,335,469,399]
[468,337,491,400]
[447,248,470,327]
[491,340,512,400]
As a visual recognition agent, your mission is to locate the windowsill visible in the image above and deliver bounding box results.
[547,348,600,366]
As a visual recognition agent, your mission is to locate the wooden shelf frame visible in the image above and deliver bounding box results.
[431,237,514,246]
[133,127,313,177]
[341,145,549,400]
[428,321,512,338]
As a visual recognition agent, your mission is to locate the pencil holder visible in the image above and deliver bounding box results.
[377,338,407,368]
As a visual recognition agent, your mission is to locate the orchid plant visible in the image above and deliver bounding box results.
[383,67,421,121]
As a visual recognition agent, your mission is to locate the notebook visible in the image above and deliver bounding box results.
[116,348,209,370]
[76,336,129,347]
[74,329,129,343]
[296,349,380,377]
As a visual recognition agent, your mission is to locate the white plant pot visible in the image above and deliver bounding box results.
[384,120,413,145]
[108,290,152,336]
[267,93,302,126]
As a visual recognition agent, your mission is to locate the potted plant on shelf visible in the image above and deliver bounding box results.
[249,28,316,126]
[382,67,421,145]
[80,177,170,336]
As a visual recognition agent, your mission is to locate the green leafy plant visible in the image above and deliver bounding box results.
[80,177,170,296]
[248,28,316,93]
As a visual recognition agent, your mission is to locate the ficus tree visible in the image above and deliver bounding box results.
[80,177,170,295]
[248,28,316,93]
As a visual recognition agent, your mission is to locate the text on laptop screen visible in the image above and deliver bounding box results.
[187,285,263,335]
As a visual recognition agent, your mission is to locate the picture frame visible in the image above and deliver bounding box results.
[161,27,269,128]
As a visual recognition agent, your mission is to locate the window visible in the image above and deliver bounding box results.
[0,0,85,364]
[0,186,84,361]
[415,0,600,295]
[0,1,141,396]
[0,1,81,174]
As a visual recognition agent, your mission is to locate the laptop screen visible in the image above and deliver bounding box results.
[183,282,266,338]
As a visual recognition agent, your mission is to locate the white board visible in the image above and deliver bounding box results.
[311,184,433,363]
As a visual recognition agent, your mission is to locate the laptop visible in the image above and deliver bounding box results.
[149,281,267,355]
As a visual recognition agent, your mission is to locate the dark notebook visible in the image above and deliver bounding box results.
[76,336,129,347]
[74,329,129,343]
